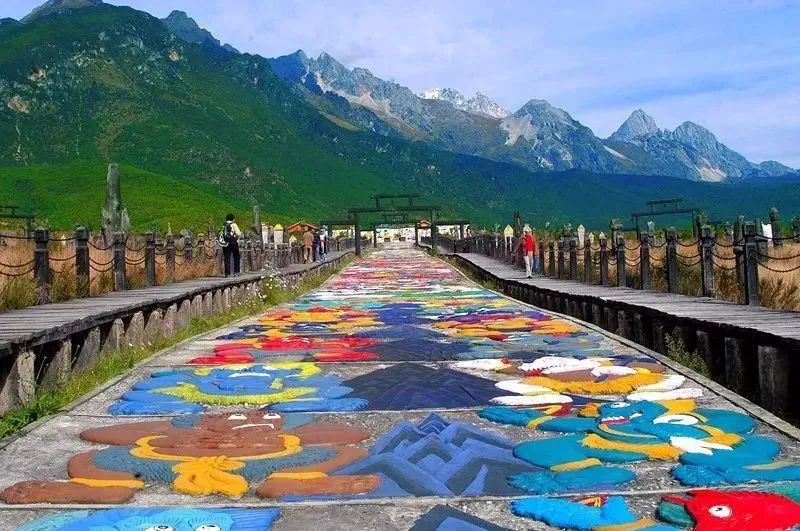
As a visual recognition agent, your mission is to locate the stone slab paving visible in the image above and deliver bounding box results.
[1,244,800,530]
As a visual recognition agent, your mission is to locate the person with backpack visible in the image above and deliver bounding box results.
[219,213,242,276]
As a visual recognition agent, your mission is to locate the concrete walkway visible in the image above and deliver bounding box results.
[1,244,798,530]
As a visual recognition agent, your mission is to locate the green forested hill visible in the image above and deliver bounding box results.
[0,3,797,232]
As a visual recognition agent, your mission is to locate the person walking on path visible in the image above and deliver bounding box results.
[220,213,242,277]
[313,230,322,262]
[302,227,314,263]
[319,230,327,260]
[523,225,537,278]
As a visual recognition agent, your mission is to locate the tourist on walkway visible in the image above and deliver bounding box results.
[313,230,322,262]
[302,227,314,263]
[523,225,537,278]
[221,213,242,277]
[319,230,327,260]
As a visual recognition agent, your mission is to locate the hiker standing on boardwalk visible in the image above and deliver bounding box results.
[220,213,242,277]
[302,227,314,263]
[523,225,537,278]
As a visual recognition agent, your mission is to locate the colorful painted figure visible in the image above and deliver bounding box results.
[109,362,366,415]
[0,412,380,503]
[19,508,281,531]
[457,355,702,406]
[510,487,800,530]
[480,399,800,493]
[659,487,800,530]
[192,335,379,364]
[511,495,678,530]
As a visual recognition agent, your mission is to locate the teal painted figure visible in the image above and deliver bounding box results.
[511,496,678,530]
[19,508,280,530]
[479,399,800,494]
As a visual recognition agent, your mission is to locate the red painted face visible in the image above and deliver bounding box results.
[677,490,800,531]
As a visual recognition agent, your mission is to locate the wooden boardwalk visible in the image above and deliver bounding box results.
[453,252,800,348]
[0,251,351,357]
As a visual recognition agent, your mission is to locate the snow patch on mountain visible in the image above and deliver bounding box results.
[419,87,508,118]
[603,145,632,161]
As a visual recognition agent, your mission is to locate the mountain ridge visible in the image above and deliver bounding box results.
[269,49,797,182]
[1,0,798,232]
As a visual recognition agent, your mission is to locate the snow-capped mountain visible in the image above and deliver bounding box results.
[418,88,509,118]
[267,49,797,182]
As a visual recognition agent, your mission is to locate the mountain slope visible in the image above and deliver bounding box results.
[270,51,797,182]
[1,1,797,232]
[608,110,798,181]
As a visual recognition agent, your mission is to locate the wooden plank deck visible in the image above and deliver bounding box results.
[0,251,352,355]
[452,252,800,347]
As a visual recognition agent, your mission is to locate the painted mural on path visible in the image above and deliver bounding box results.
[4,245,800,530]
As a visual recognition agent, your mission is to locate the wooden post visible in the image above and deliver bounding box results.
[75,226,89,297]
[196,234,206,266]
[548,241,555,277]
[734,216,745,290]
[242,240,252,273]
[538,241,545,275]
[254,240,263,270]
[430,212,437,254]
[215,238,224,274]
[112,232,126,291]
[414,224,419,246]
[742,221,760,306]
[769,207,782,247]
[699,225,715,297]
[599,232,609,286]
[615,232,626,287]
[584,239,592,284]
[33,228,50,303]
[165,232,175,283]
[354,213,361,256]
[666,227,678,294]
[568,235,578,281]
[145,232,156,287]
[183,234,193,264]
[557,238,565,279]
[639,233,650,290]
[373,227,378,249]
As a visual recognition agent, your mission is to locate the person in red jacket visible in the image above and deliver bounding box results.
[523,225,537,278]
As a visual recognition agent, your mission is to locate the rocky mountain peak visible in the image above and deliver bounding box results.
[419,88,508,118]
[672,121,719,151]
[22,0,102,23]
[162,10,220,48]
[610,109,659,142]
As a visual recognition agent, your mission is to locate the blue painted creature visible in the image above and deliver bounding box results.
[511,496,678,530]
[109,362,366,415]
[19,508,280,531]
[479,399,800,494]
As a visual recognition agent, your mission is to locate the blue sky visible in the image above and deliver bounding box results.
[5,0,800,167]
